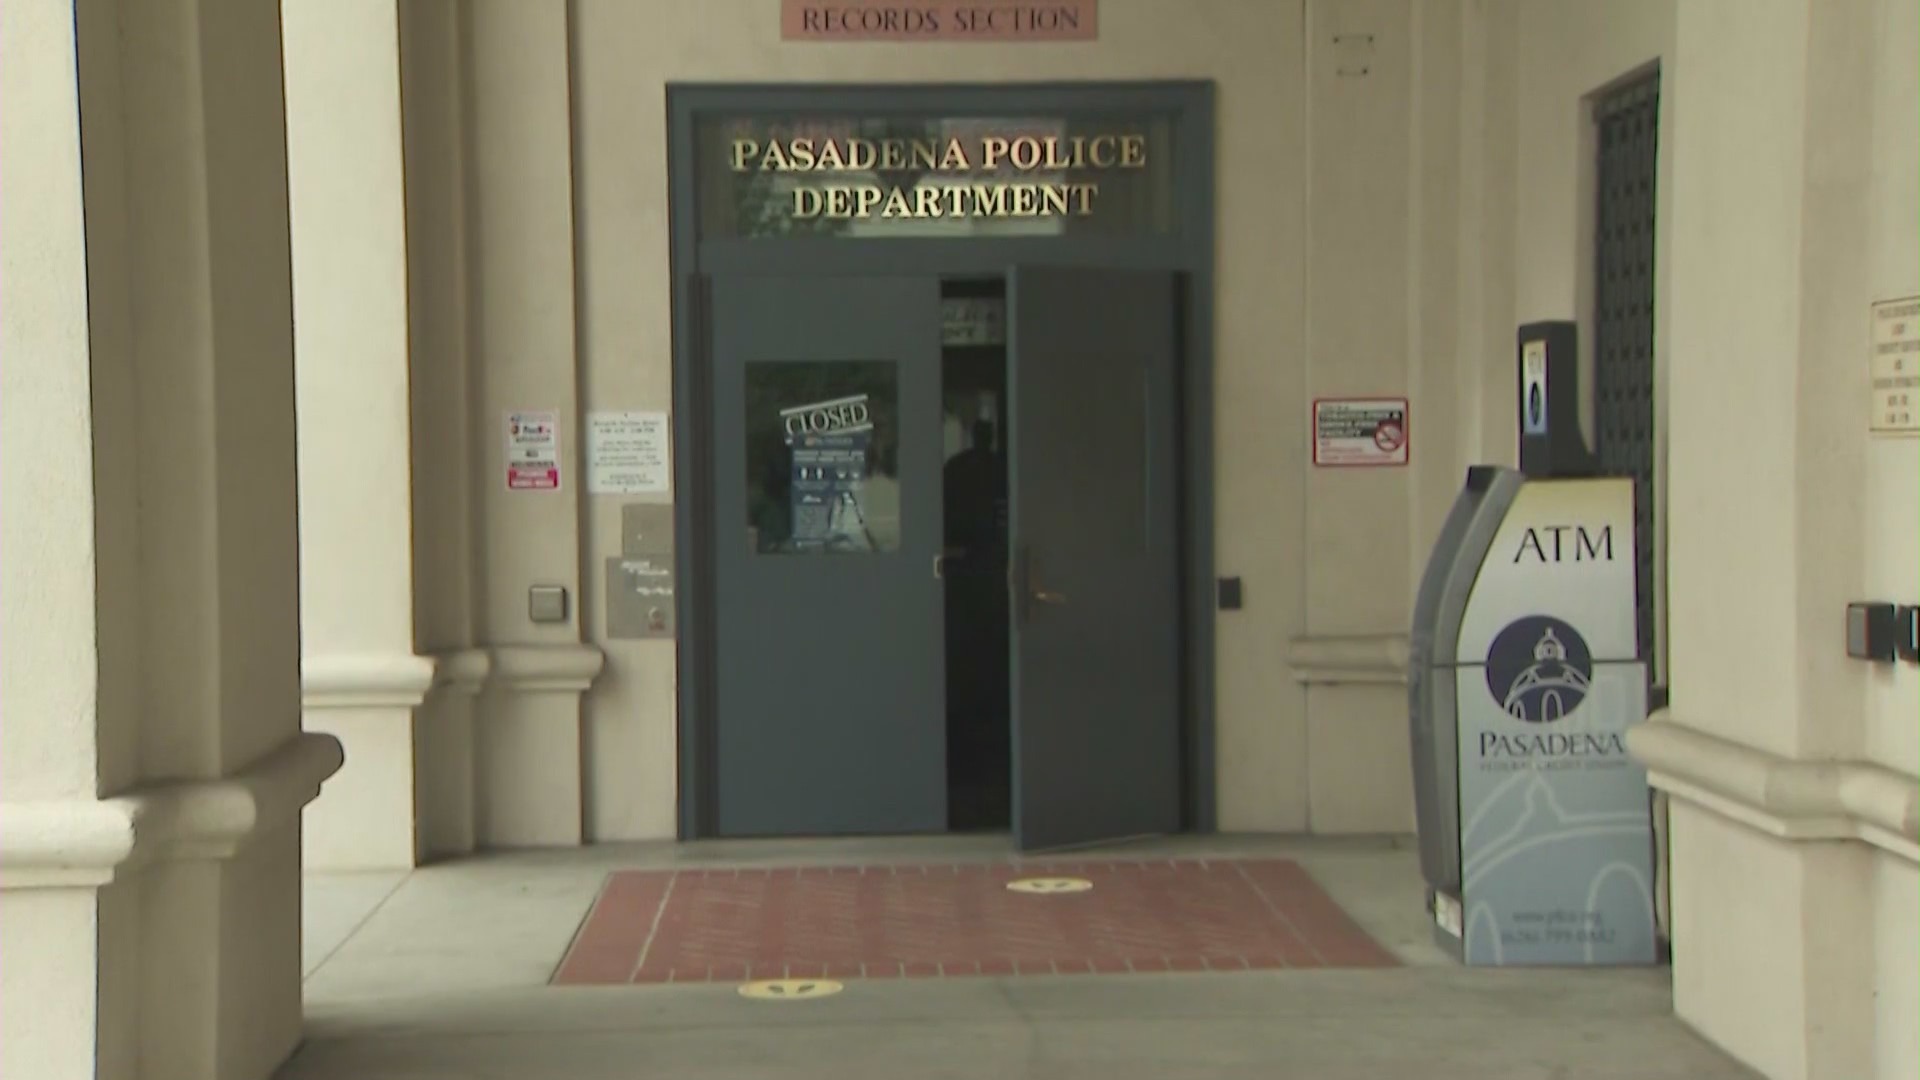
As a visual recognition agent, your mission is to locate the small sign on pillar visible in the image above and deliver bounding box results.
[505,410,562,490]
[1870,297,1919,435]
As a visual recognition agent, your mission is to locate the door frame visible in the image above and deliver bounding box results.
[667,81,1218,840]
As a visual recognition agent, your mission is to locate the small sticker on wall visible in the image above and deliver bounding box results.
[506,410,561,490]
[1312,397,1409,467]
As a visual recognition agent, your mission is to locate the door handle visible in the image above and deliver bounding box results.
[933,546,968,580]
[1011,545,1032,624]
[1013,545,1066,614]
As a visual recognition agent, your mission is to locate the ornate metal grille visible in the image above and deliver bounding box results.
[1592,73,1660,669]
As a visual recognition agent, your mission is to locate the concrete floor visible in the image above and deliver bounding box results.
[284,835,1759,1080]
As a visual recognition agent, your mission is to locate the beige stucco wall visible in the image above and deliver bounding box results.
[395,0,1906,847]
[286,0,436,871]
[1655,0,1917,1078]
[300,4,1920,1070]
[1863,0,1918,1045]
[378,0,1499,845]
[1874,853,1919,1077]
[400,0,486,861]
[8,1,1912,1077]
[1,2,113,1072]
[493,0,1518,843]
[1488,2,1916,1077]
[1861,0,1920,780]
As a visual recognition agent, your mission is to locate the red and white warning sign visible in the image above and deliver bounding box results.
[1312,397,1409,467]
[506,409,562,490]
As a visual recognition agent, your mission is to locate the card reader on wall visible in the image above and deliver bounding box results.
[1517,321,1600,478]
[1845,602,1917,663]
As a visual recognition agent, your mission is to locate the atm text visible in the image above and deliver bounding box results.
[1513,525,1614,564]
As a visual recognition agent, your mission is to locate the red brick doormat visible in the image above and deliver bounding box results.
[552,859,1399,985]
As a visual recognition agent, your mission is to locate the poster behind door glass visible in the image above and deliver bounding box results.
[745,360,901,555]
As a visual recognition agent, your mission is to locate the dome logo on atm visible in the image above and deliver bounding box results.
[1485,616,1593,724]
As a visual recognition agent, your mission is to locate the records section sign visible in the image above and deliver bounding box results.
[780,1,1098,42]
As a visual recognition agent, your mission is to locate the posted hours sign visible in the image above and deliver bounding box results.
[1312,397,1409,467]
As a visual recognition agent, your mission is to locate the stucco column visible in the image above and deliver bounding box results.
[284,0,435,870]
[464,0,604,846]
[1633,1,1919,1078]
[1,2,339,1078]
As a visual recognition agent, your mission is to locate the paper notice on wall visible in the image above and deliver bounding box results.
[588,411,671,494]
[1312,397,1409,466]
[1870,297,1920,435]
[505,410,561,491]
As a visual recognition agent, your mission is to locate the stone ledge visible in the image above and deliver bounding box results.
[484,644,604,694]
[1628,715,1919,865]
[430,648,492,695]
[417,645,603,697]
[1287,634,1410,685]
[301,653,437,709]
[0,731,345,890]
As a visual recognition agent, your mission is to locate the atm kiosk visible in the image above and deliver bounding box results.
[1408,322,1658,966]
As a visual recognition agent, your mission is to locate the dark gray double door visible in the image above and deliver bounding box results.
[708,267,1182,851]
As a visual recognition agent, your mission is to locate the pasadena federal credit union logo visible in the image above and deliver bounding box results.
[1484,616,1593,724]
[1478,615,1626,765]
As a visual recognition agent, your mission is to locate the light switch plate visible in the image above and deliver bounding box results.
[1217,577,1243,611]
[529,584,569,624]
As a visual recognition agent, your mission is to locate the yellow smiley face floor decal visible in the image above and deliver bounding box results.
[736,978,846,1001]
[1005,876,1095,895]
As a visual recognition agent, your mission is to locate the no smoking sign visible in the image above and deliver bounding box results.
[1313,397,1410,467]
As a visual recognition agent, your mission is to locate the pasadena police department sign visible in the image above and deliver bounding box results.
[728,130,1148,223]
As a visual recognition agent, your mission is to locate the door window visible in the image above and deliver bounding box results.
[745,360,901,555]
